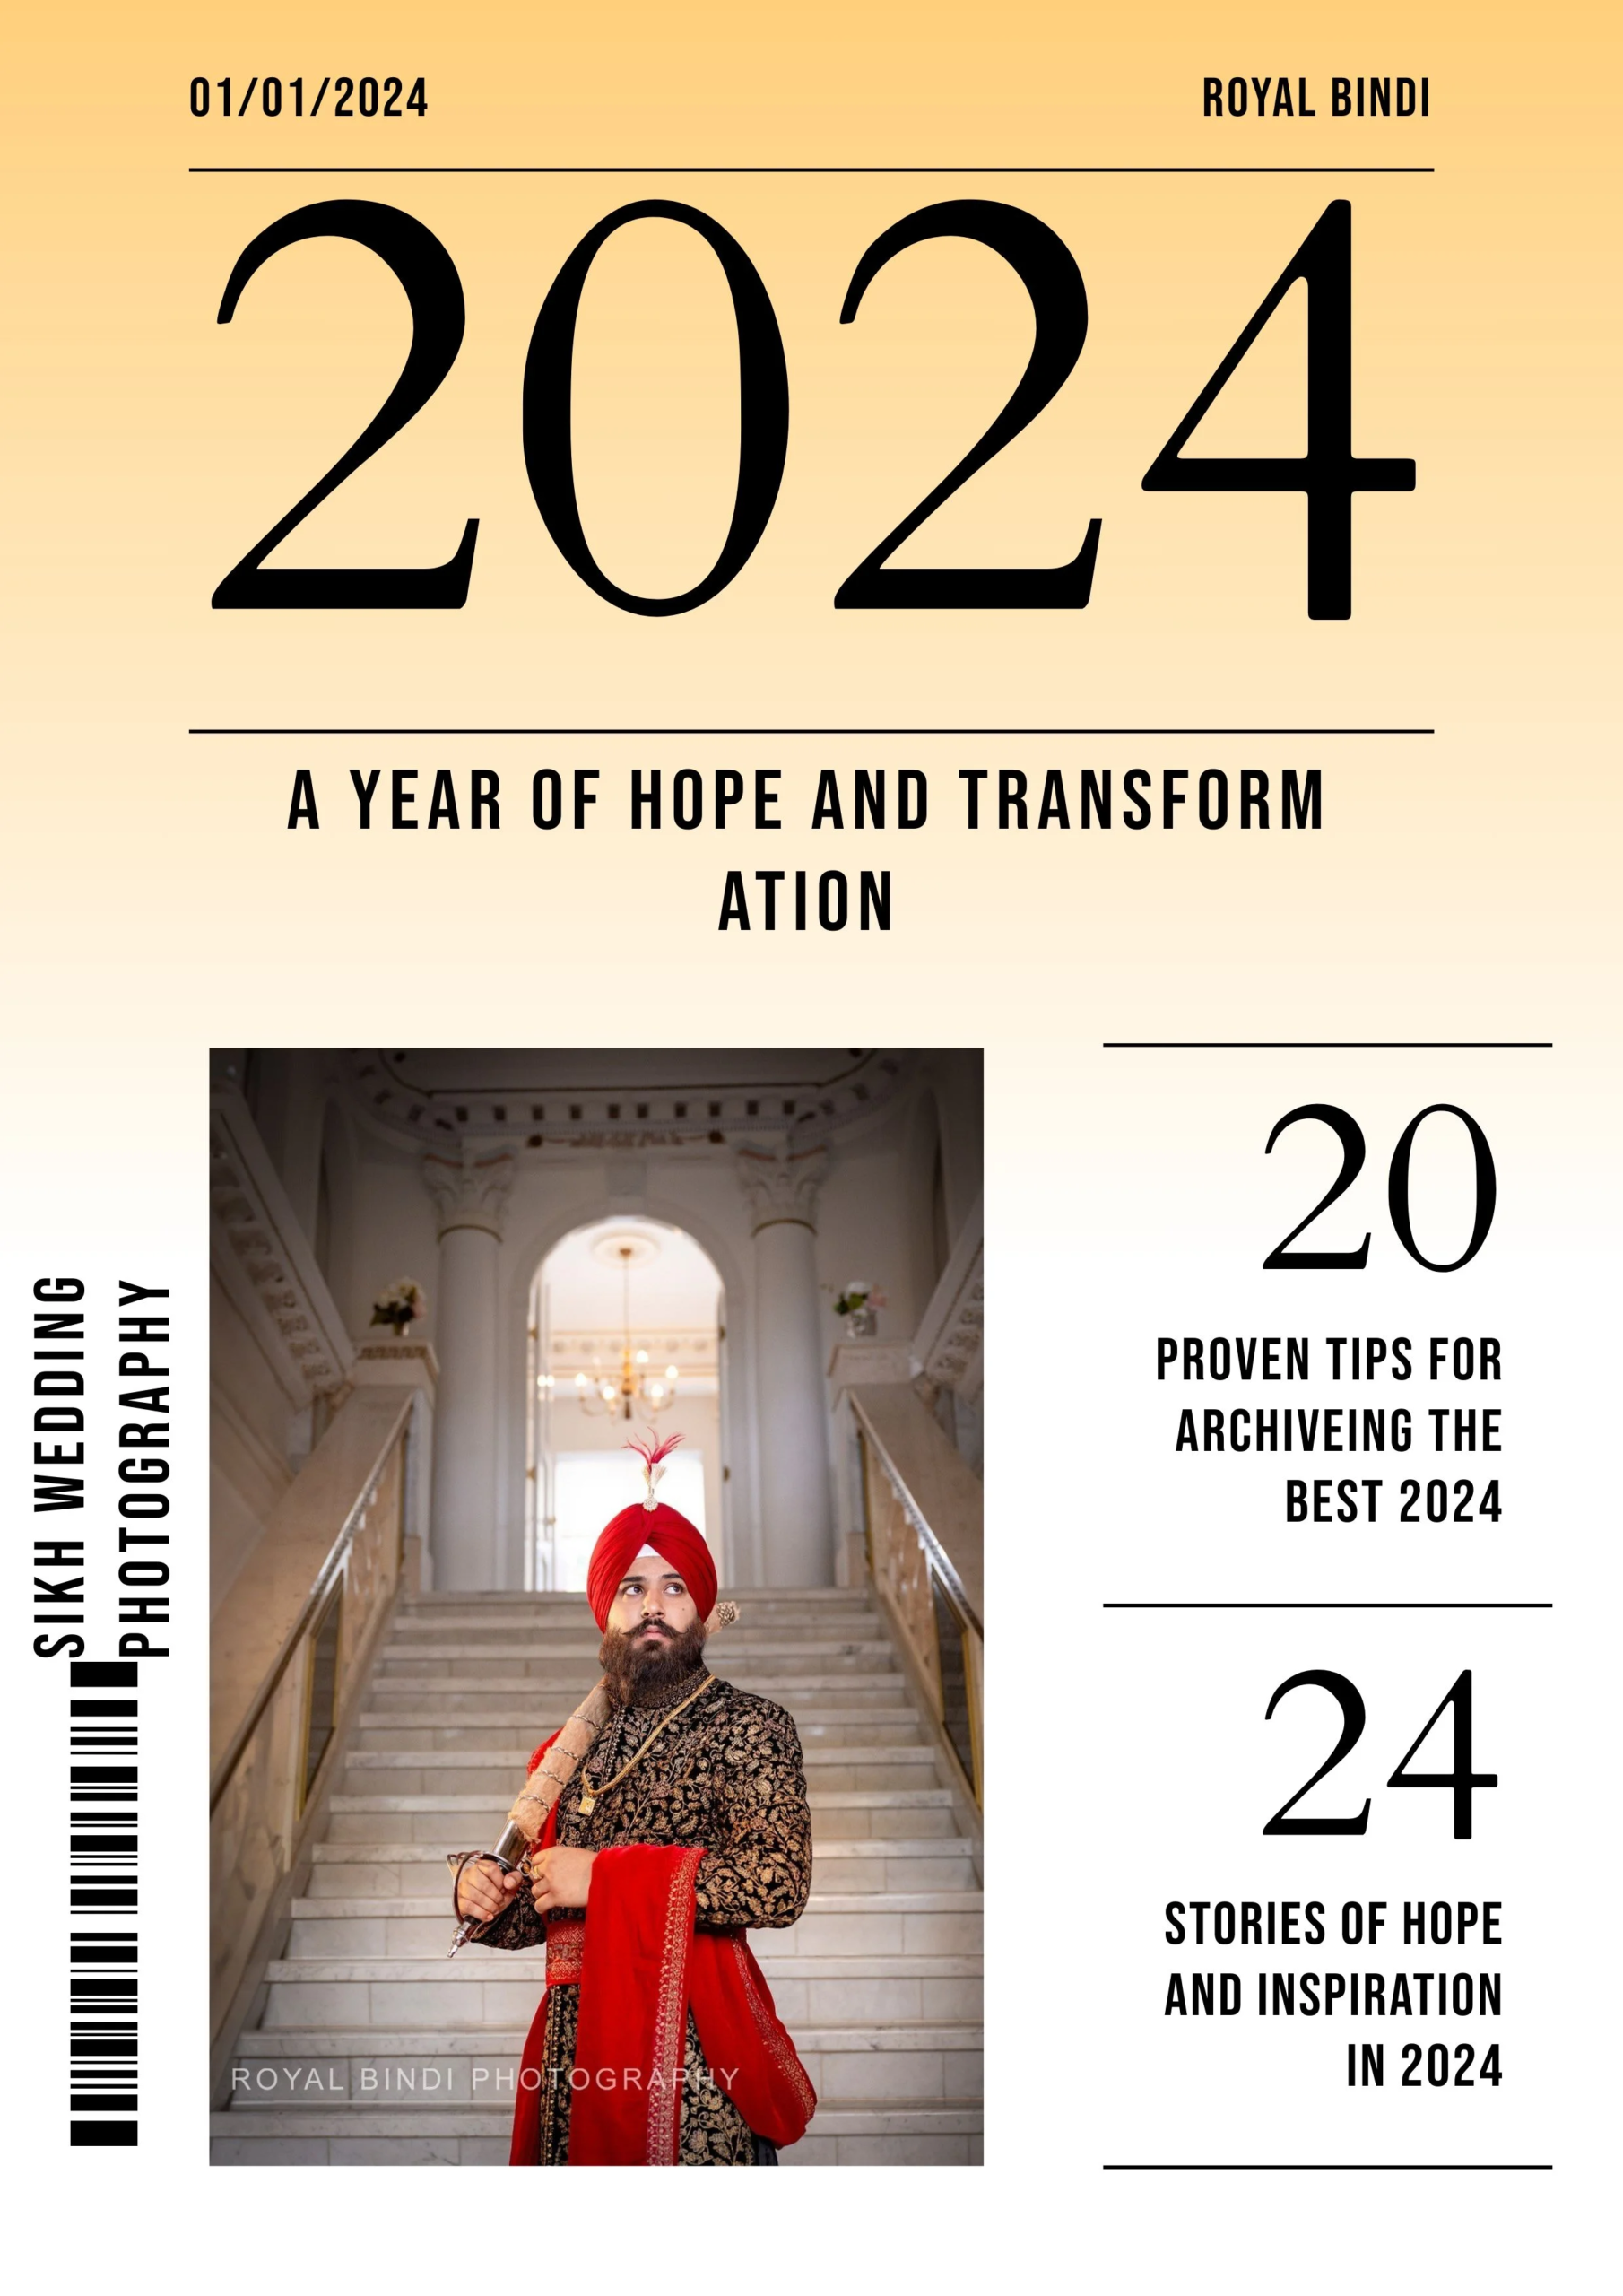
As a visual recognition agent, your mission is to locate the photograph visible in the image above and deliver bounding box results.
[208,1048,983,2163]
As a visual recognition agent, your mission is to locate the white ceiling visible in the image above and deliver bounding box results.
[335,1047,919,1155]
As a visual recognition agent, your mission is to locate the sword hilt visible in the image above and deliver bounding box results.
[446,1820,532,1957]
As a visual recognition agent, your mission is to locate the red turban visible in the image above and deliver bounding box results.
[586,1501,717,1631]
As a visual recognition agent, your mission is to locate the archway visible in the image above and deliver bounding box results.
[525,1216,725,1589]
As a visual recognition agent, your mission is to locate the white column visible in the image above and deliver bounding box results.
[422,1150,515,1591]
[737,1147,834,1586]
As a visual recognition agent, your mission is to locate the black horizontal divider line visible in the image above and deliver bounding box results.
[188,165,1437,177]
[1101,1040,1552,1048]
[188,726,1435,738]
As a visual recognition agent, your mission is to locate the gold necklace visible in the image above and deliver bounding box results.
[576,1674,716,1818]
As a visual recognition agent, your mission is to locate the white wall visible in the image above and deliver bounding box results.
[342,1147,442,1347]
[814,1100,933,1344]
[209,1273,296,1606]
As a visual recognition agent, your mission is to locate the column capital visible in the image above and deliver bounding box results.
[735,1143,829,1236]
[422,1148,516,1240]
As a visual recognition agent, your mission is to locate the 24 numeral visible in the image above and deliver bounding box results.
[1263,1668,1497,1840]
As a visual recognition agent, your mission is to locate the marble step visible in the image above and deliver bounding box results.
[325,1787,959,1842]
[783,2107,982,2167]
[399,1597,881,1616]
[256,1955,983,2029]
[227,2019,982,2109]
[291,1887,981,1919]
[209,2101,983,2167]
[285,1894,983,1961]
[371,1653,895,1690]
[308,1834,979,1896]
[356,1709,922,1750]
[376,1639,898,1667]
[393,1608,880,1636]
[339,1745,942,1794]
[399,1592,876,1613]
[386,1613,881,1631]
[365,1673,907,1705]
[393,1599,874,1614]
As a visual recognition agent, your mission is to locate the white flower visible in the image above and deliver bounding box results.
[373,1279,426,1320]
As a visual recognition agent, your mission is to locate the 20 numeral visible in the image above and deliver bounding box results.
[1264,1103,1497,1273]
[211,196,1409,617]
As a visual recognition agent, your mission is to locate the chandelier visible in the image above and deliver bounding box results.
[569,1240,680,1422]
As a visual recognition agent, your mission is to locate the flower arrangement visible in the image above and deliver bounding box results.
[370,1279,427,1337]
[829,1280,887,1337]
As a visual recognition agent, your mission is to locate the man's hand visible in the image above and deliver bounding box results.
[529,1844,597,1915]
[455,1856,525,1925]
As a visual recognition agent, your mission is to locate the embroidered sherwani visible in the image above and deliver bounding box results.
[476,1666,812,2164]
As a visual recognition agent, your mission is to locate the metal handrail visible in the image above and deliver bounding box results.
[846,1390,982,1639]
[208,1395,412,1814]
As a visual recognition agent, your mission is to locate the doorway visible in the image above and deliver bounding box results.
[526,1216,725,1589]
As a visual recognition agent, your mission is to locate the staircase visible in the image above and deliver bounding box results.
[210,1586,984,2165]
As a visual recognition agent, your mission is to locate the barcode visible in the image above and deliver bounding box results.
[69,1659,138,2145]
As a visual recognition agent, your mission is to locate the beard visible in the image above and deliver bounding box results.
[598,1614,707,1708]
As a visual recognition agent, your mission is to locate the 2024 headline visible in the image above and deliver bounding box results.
[282,759,1324,930]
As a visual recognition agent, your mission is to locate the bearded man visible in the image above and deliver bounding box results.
[451,1442,816,2165]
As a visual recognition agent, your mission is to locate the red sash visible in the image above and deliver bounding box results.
[507,1733,817,2165]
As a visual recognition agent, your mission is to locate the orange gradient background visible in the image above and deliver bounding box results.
[1,0,1618,2265]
